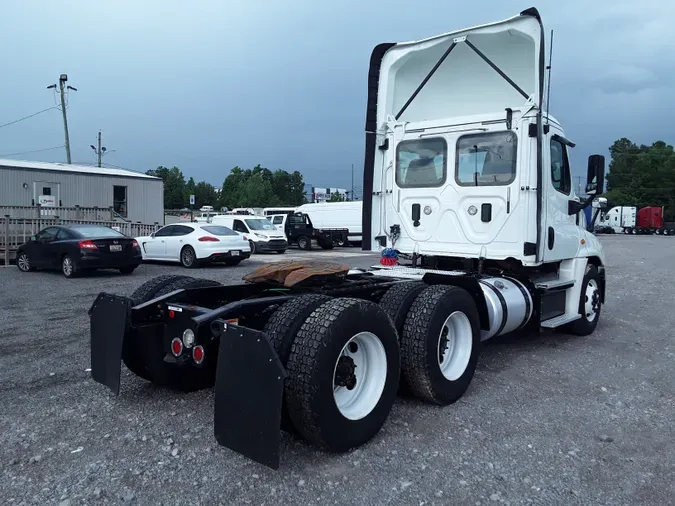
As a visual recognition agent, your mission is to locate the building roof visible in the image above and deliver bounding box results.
[0,158,160,180]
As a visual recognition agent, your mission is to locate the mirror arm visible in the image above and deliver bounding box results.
[569,195,595,215]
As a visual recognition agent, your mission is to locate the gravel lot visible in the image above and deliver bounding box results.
[1,238,673,506]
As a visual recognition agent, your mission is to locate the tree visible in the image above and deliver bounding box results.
[218,164,306,208]
[605,138,675,221]
[185,177,196,206]
[146,166,186,209]
[194,181,218,209]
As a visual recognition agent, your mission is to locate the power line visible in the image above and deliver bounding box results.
[0,107,59,129]
[0,145,65,157]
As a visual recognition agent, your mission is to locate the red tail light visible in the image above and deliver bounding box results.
[193,345,205,364]
[131,239,140,249]
[171,338,183,357]
[78,240,97,250]
[198,236,219,242]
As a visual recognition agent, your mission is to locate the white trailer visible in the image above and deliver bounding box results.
[596,206,636,234]
[296,201,363,244]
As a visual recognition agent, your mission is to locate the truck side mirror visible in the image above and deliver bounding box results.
[585,155,605,196]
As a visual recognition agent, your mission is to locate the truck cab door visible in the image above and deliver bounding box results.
[541,132,581,262]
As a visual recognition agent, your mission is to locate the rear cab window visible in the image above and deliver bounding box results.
[455,131,517,186]
[396,138,447,188]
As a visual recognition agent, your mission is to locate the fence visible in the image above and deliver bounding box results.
[0,205,116,222]
[1,215,161,265]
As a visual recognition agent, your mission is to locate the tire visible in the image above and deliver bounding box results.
[562,264,602,336]
[297,236,311,250]
[180,245,199,268]
[655,229,661,235]
[224,258,242,266]
[249,241,257,254]
[630,228,637,235]
[285,298,400,452]
[263,294,332,432]
[16,252,33,272]
[62,254,79,278]
[129,274,192,305]
[119,266,136,275]
[276,249,286,254]
[319,241,334,250]
[400,285,481,405]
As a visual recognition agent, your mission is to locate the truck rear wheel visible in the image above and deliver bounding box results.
[285,298,400,452]
[562,264,602,336]
[401,285,481,405]
[297,236,311,250]
[263,294,332,432]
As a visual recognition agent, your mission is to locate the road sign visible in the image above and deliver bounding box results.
[189,194,195,205]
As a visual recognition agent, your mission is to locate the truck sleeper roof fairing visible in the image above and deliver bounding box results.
[362,7,546,252]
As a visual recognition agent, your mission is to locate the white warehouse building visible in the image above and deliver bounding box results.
[0,159,164,224]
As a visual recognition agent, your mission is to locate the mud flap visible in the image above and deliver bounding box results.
[89,293,132,395]
[213,321,287,470]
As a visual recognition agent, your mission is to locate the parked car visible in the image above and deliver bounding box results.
[16,224,142,278]
[135,223,251,267]
[210,215,288,254]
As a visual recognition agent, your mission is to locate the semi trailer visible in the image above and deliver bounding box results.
[89,7,607,470]
[596,205,675,235]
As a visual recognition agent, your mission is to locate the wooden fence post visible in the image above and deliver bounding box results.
[3,215,9,266]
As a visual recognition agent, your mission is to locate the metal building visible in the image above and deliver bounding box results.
[0,159,163,224]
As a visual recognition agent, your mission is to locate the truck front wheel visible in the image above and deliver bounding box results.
[285,298,400,452]
[400,285,481,405]
[562,264,602,336]
[297,236,311,250]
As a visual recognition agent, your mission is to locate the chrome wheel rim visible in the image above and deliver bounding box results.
[182,248,194,266]
[18,254,30,271]
[584,279,600,322]
[437,311,473,381]
[62,257,73,276]
[333,331,387,421]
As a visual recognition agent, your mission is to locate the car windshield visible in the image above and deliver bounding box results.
[245,219,275,231]
[201,225,238,236]
[70,225,125,238]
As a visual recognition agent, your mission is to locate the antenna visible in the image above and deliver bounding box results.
[545,29,554,124]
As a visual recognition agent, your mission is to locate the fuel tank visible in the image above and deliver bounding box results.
[478,276,533,341]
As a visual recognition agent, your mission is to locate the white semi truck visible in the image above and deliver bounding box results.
[89,8,606,469]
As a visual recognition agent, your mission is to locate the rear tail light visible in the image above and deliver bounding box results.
[171,338,183,357]
[78,240,97,250]
[198,236,220,242]
[131,239,140,249]
[193,345,205,364]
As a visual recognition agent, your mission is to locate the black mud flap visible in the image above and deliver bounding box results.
[213,321,286,470]
[89,293,132,395]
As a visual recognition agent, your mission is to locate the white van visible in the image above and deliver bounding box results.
[296,201,362,244]
[211,215,288,254]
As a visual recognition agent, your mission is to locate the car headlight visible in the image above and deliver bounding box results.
[255,233,268,239]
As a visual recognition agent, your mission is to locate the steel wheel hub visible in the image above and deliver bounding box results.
[437,311,472,381]
[584,279,600,321]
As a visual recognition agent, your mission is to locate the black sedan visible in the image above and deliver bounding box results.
[16,224,143,278]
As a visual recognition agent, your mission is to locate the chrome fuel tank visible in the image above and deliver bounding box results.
[479,276,533,341]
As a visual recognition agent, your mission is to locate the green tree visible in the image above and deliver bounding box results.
[218,165,306,208]
[605,138,675,221]
[146,166,186,209]
[184,177,196,206]
[194,181,218,209]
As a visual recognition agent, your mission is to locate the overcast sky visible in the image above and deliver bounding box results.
[1,0,673,195]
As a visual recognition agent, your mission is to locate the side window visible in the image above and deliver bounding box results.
[56,229,73,240]
[273,216,283,225]
[550,139,571,195]
[232,220,248,233]
[36,227,59,241]
[396,138,447,188]
[456,131,517,186]
[172,225,193,236]
[154,226,174,237]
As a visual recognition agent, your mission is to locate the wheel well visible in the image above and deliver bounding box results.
[586,256,606,303]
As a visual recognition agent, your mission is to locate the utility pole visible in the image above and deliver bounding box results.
[47,74,77,164]
[90,131,107,167]
[351,163,354,201]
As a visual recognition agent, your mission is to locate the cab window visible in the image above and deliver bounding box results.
[232,220,248,233]
[550,139,571,195]
[455,131,517,186]
[396,138,447,188]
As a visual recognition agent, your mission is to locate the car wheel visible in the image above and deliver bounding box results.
[62,254,79,278]
[17,252,33,272]
[249,240,257,254]
[297,236,311,250]
[276,249,286,254]
[224,258,242,266]
[180,246,198,268]
[119,266,136,275]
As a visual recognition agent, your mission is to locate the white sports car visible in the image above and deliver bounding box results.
[136,223,251,268]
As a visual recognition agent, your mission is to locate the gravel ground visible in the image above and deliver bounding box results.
[1,238,673,506]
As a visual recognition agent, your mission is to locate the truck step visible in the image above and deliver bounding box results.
[540,313,581,328]
[535,279,575,291]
